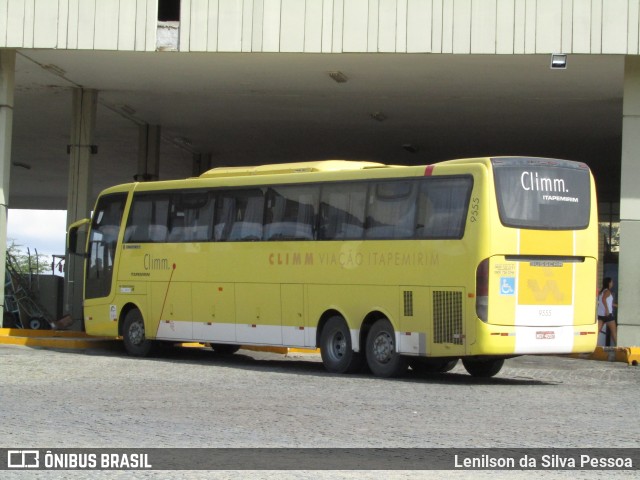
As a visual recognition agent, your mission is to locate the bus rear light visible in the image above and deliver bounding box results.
[476,258,489,322]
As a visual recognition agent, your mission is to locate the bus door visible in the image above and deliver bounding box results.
[83,193,127,333]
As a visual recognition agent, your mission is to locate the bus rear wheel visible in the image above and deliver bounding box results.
[320,316,363,374]
[365,318,407,378]
[122,309,153,357]
[462,358,504,378]
[409,358,458,374]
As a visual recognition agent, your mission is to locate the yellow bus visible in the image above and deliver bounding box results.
[68,157,598,378]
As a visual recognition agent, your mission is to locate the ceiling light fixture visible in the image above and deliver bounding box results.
[120,105,136,115]
[550,54,567,69]
[401,144,419,154]
[42,64,67,77]
[328,71,348,83]
[174,136,192,147]
[12,161,31,170]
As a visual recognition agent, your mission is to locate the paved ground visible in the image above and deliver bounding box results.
[0,343,638,479]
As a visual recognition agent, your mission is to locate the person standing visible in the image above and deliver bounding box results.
[597,277,617,346]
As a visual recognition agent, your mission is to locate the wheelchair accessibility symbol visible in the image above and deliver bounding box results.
[500,277,515,296]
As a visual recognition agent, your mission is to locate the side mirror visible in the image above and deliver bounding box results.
[67,219,90,256]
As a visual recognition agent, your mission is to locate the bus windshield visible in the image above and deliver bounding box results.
[492,157,591,230]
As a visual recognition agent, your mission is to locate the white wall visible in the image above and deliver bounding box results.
[178,0,640,54]
[1,0,639,54]
[0,0,158,51]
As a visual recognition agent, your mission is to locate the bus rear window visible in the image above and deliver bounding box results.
[492,158,591,230]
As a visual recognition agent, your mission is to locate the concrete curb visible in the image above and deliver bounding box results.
[0,328,94,337]
[0,328,120,349]
[3,329,635,362]
[571,346,640,365]
[0,329,320,355]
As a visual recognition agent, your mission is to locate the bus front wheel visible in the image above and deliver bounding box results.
[365,318,407,378]
[462,358,504,378]
[122,309,153,357]
[320,316,363,374]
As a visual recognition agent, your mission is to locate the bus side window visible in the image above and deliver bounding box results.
[168,191,215,242]
[167,213,186,242]
[148,224,168,242]
[318,183,366,240]
[214,196,235,241]
[264,186,319,240]
[126,194,170,243]
[216,189,265,241]
[126,198,151,242]
[365,181,417,239]
[417,177,473,239]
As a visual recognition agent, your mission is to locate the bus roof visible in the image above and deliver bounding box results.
[199,160,392,178]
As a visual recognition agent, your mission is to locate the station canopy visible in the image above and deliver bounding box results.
[10,51,622,209]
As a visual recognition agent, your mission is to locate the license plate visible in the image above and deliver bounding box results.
[536,331,555,340]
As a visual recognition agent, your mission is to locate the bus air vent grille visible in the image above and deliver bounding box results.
[403,291,414,317]
[433,291,463,345]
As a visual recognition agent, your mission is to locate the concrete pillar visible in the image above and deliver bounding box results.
[618,56,640,346]
[0,51,15,328]
[64,88,98,328]
[135,124,160,181]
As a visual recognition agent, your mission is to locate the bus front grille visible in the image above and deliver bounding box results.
[433,290,463,345]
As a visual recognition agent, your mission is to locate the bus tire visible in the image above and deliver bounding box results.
[409,358,458,374]
[122,309,153,357]
[462,358,504,378]
[320,316,363,374]
[365,318,407,378]
[210,344,241,355]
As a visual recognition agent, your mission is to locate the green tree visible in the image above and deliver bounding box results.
[5,240,52,275]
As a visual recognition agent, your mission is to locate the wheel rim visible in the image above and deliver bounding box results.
[129,320,145,345]
[328,330,347,361]
[372,331,394,364]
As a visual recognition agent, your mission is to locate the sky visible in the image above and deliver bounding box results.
[7,209,67,258]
